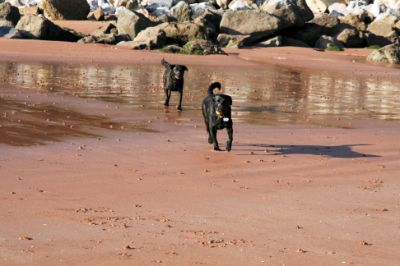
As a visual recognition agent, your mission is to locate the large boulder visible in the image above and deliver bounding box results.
[0,19,14,27]
[328,2,346,14]
[117,8,157,39]
[94,7,105,21]
[254,35,283,47]
[19,6,42,16]
[262,0,313,28]
[181,39,227,55]
[41,0,90,20]
[133,26,166,48]
[314,35,344,49]
[340,13,367,31]
[331,23,363,47]
[170,1,192,22]
[154,21,208,45]
[5,28,24,39]
[92,23,117,36]
[96,33,117,44]
[217,33,252,48]
[220,10,283,43]
[366,44,400,64]
[190,2,217,19]
[314,0,347,13]
[15,14,75,41]
[0,2,20,25]
[367,20,395,36]
[310,13,340,31]
[193,16,218,41]
[201,10,222,31]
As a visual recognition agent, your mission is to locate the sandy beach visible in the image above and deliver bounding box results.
[1,21,400,266]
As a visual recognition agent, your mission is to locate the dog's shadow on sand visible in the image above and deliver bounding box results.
[233,143,380,158]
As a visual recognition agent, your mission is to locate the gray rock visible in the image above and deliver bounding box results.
[133,26,166,48]
[116,40,150,49]
[220,10,283,43]
[217,33,252,48]
[328,2,346,14]
[41,0,90,20]
[340,13,367,31]
[93,23,117,36]
[94,7,105,21]
[201,10,222,31]
[170,1,192,22]
[190,2,217,19]
[154,21,208,44]
[367,20,394,37]
[161,44,182,53]
[331,23,363,48]
[0,19,14,27]
[314,35,344,49]
[115,34,132,43]
[0,2,20,25]
[143,0,175,8]
[15,14,75,41]
[262,0,314,28]
[310,13,340,29]
[254,35,282,47]
[181,39,227,55]
[5,28,24,39]
[193,17,218,42]
[96,33,117,44]
[77,35,97,43]
[117,9,157,39]
[366,44,400,64]
[282,36,310,47]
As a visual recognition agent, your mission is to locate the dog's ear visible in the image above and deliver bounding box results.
[182,66,188,72]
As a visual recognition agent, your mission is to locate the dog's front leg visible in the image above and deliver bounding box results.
[210,126,220,151]
[226,127,233,152]
[164,89,171,106]
[177,90,183,110]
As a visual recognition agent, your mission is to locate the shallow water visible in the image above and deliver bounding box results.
[1,60,399,146]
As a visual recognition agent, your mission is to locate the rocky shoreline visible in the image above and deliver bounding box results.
[1,0,400,62]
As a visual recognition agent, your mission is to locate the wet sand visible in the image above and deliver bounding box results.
[1,23,400,265]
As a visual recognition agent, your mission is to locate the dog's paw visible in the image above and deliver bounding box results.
[214,146,221,151]
[208,138,213,144]
[177,106,182,111]
[226,146,231,152]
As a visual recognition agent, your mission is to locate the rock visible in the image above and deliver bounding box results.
[78,35,97,43]
[340,13,367,31]
[0,25,13,36]
[220,10,283,43]
[133,26,166,48]
[346,0,367,11]
[254,35,282,46]
[94,7,105,21]
[190,2,217,19]
[375,12,399,26]
[115,33,132,43]
[106,14,118,21]
[331,23,363,47]
[15,14,75,41]
[310,13,340,29]
[19,7,42,16]
[262,0,314,28]
[193,17,218,41]
[217,33,252,48]
[170,1,192,22]
[314,35,344,49]
[217,0,231,9]
[314,0,347,13]
[200,10,222,31]
[160,44,182,53]
[41,0,90,20]
[117,8,157,39]
[143,0,175,9]
[155,21,208,45]
[181,39,227,55]
[367,20,394,37]
[282,36,310,47]
[5,28,24,39]
[370,4,388,17]
[0,2,20,25]
[328,2,346,14]
[279,23,323,46]
[96,33,117,44]
[114,0,138,8]
[305,0,320,13]
[366,44,400,63]
[0,19,14,27]
[93,23,117,36]
[229,0,254,9]
[353,9,374,25]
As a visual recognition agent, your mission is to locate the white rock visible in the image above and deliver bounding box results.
[328,2,347,13]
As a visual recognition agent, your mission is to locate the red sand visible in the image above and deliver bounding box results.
[1,21,400,265]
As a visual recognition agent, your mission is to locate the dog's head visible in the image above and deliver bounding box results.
[214,94,232,118]
[172,65,188,80]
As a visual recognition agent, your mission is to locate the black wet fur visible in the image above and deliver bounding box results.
[202,82,233,152]
[161,59,188,111]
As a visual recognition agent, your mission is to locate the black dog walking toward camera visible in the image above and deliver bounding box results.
[161,59,188,111]
[202,82,233,152]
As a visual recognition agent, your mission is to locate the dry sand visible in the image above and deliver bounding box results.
[1,21,400,265]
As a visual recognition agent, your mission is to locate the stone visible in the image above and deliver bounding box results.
[115,33,132,43]
[190,2,217,19]
[314,0,347,13]
[181,39,227,55]
[15,14,75,41]
[41,0,90,20]
[5,28,24,39]
[161,44,182,53]
[193,17,218,41]
[132,26,166,48]
[155,21,208,45]
[114,0,138,8]
[0,2,20,25]
[310,13,340,29]
[254,35,282,47]
[340,13,367,31]
[217,33,252,48]
[305,0,320,13]
[117,9,157,39]
[170,1,192,22]
[201,10,222,31]
[96,33,117,44]
[220,10,283,43]
[19,7,42,16]
[94,7,105,21]
[366,44,400,63]
[314,35,344,49]
[282,36,310,47]
[353,9,374,24]
[143,0,175,9]
[370,4,388,17]
[331,23,363,47]
[0,25,13,37]
[262,0,314,28]
[367,20,394,38]
[279,23,323,46]
[328,3,346,14]
[78,35,97,43]
[217,0,231,9]
[0,19,14,27]
[93,23,117,36]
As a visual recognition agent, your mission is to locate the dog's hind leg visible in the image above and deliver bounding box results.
[177,90,183,110]
[164,89,171,106]
[226,128,233,152]
[205,123,213,144]
[210,127,220,151]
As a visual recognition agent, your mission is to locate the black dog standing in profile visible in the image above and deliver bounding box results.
[161,59,188,111]
[202,82,233,152]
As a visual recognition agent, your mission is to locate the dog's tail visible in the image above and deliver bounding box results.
[207,82,221,95]
[161,58,171,69]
